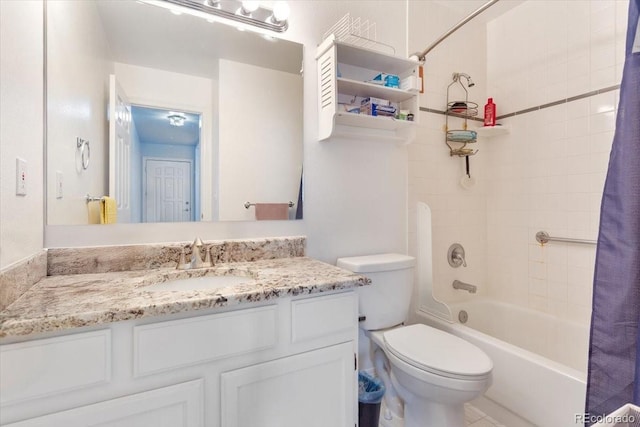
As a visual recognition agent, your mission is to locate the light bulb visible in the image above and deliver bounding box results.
[272,2,290,22]
[241,1,260,14]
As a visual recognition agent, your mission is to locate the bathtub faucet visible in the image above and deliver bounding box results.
[452,280,477,293]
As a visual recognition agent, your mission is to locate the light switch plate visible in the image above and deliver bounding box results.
[16,158,27,196]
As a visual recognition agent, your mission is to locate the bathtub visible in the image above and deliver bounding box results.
[414,299,588,427]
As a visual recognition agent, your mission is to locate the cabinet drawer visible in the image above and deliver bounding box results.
[0,330,111,405]
[291,292,357,343]
[134,305,277,376]
[4,379,203,427]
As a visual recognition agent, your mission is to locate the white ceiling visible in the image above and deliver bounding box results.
[429,0,525,23]
[131,106,200,146]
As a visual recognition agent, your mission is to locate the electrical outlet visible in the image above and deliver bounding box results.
[56,171,63,199]
[16,158,27,196]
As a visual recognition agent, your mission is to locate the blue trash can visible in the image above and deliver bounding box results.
[358,371,386,427]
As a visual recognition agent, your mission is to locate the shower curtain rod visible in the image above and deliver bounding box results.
[414,0,500,61]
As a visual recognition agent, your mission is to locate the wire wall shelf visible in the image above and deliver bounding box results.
[322,13,395,55]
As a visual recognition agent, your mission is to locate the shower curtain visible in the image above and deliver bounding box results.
[585,0,640,424]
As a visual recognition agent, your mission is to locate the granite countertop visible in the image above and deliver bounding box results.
[0,257,369,339]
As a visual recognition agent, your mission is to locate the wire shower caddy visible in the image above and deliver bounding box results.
[445,73,478,157]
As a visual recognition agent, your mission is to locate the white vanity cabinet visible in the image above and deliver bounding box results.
[0,291,358,427]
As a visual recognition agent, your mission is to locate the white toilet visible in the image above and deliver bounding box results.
[337,254,492,427]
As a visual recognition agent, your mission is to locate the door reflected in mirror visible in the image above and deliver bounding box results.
[132,105,201,223]
[46,0,303,225]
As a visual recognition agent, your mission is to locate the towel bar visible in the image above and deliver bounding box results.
[244,201,295,209]
[85,194,104,203]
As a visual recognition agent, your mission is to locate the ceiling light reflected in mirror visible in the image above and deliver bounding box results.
[168,112,187,127]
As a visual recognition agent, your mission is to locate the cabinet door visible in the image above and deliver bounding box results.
[221,342,355,427]
[4,379,203,427]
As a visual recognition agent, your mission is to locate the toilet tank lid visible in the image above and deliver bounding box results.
[336,254,415,273]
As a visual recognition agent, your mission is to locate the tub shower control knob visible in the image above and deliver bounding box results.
[448,243,467,268]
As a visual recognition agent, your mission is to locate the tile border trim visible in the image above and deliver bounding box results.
[419,84,621,120]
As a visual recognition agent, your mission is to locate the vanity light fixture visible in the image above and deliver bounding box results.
[270,2,290,25]
[168,112,187,127]
[141,0,290,33]
[239,1,260,15]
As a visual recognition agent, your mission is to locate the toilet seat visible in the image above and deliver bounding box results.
[383,324,492,381]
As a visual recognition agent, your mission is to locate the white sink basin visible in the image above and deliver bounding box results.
[149,275,255,291]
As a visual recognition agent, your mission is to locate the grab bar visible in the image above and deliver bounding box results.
[535,231,597,246]
[244,201,294,209]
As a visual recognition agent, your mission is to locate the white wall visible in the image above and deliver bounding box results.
[0,0,44,269]
[46,1,410,264]
[218,60,302,221]
[257,0,411,262]
[46,0,113,225]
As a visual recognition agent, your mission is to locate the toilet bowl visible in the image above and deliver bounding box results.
[370,324,492,427]
[337,254,493,427]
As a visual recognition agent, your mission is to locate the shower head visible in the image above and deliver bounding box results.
[458,72,475,87]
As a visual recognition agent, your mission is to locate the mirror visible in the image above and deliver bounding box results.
[46,0,303,225]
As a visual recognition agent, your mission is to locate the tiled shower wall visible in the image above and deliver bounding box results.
[408,0,628,323]
[484,0,627,324]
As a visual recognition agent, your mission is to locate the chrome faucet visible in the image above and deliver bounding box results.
[190,237,205,269]
[452,279,476,293]
[177,237,213,270]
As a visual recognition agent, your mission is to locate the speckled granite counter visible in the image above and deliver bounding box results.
[0,257,369,339]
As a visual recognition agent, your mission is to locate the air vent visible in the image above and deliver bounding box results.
[319,56,334,109]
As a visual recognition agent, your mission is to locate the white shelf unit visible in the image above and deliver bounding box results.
[316,34,420,144]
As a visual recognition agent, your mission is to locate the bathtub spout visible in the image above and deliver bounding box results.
[453,279,477,293]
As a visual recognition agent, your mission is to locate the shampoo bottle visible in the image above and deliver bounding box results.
[484,98,496,126]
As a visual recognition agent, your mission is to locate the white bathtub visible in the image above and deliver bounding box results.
[414,299,589,427]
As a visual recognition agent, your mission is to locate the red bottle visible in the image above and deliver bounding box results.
[484,98,496,126]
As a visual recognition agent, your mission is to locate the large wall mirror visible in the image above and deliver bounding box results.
[46,0,303,225]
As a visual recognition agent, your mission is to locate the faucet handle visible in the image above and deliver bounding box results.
[202,246,213,268]
[176,247,188,270]
[448,243,467,268]
[456,253,467,267]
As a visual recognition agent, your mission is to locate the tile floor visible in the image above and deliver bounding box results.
[378,402,510,427]
[465,404,507,427]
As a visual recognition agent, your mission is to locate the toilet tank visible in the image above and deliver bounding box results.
[337,254,415,331]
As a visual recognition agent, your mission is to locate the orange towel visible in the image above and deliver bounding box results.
[254,203,289,220]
